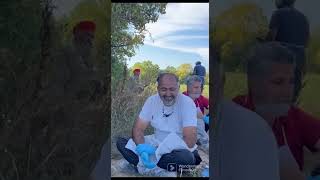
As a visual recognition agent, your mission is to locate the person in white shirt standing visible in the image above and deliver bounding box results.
[116,72,202,175]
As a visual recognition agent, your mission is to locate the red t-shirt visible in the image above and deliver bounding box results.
[233,95,320,170]
[182,91,209,114]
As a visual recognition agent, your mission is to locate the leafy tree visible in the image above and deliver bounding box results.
[164,66,177,74]
[307,28,320,72]
[213,3,268,71]
[57,0,110,65]
[176,63,193,83]
[1,0,111,179]
[205,73,209,85]
[111,3,167,91]
[111,3,166,61]
[131,60,160,85]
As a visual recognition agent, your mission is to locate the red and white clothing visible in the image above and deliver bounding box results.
[233,94,320,170]
[182,91,209,114]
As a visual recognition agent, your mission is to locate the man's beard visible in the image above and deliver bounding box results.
[255,103,290,119]
[161,95,176,106]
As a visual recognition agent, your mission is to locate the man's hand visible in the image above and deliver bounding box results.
[183,126,197,148]
[204,107,209,116]
[132,117,149,145]
[136,144,157,169]
[197,110,204,119]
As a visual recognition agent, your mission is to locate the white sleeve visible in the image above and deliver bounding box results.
[139,96,153,122]
[218,101,280,180]
[181,96,198,127]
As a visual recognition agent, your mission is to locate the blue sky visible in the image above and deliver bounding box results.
[127,3,209,70]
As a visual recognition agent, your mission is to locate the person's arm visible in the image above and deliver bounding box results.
[203,97,209,116]
[181,98,198,148]
[133,96,153,145]
[132,118,149,145]
[197,108,204,119]
[183,127,197,148]
[193,66,197,75]
[299,110,320,153]
[266,29,278,41]
[266,11,279,41]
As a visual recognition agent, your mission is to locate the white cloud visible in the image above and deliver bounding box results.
[152,35,208,42]
[143,3,209,63]
[194,48,209,62]
[145,3,209,39]
[144,38,208,63]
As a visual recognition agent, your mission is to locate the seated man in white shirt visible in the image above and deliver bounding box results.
[116,73,202,174]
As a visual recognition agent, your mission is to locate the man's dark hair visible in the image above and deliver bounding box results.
[247,42,296,80]
[196,61,201,65]
[157,72,179,85]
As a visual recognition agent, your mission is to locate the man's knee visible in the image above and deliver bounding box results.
[171,149,196,165]
[116,137,129,152]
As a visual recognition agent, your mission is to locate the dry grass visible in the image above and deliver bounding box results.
[111,82,157,144]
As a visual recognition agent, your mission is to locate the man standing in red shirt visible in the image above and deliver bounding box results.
[232,42,320,179]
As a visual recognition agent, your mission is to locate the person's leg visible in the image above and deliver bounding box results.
[193,150,202,165]
[116,137,139,166]
[157,149,202,171]
[200,76,205,92]
[205,123,209,132]
[197,118,209,145]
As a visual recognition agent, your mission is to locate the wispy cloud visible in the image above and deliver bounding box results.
[145,3,208,39]
[144,39,208,62]
[143,3,209,64]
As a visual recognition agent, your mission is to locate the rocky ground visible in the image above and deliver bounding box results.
[110,138,209,177]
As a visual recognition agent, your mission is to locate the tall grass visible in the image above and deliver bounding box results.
[111,82,157,141]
